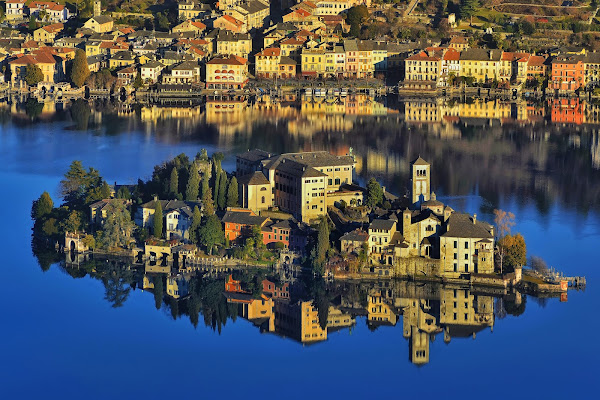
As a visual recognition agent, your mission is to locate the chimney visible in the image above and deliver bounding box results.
[473,214,477,224]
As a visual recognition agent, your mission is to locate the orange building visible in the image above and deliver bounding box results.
[549,98,584,125]
[222,208,270,244]
[551,56,584,91]
[262,279,290,299]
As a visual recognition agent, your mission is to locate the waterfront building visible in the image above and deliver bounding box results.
[135,199,201,238]
[162,61,201,84]
[459,48,502,83]
[140,60,165,83]
[551,55,584,92]
[221,208,270,243]
[205,55,249,90]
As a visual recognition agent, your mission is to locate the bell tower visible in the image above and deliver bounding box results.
[94,0,102,17]
[411,156,430,207]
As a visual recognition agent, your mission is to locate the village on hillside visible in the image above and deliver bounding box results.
[1,0,600,98]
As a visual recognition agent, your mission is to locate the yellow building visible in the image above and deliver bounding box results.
[9,53,57,83]
[439,287,494,343]
[83,15,114,33]
[172,20,206,35]
[178,0,210,20]
[301,48,326,78]
[33,23,63,43]
[275,301,328,343]
[215,31,252,59]
[459,48,503,83]
[224,1,270,32]
[367,292,398,327]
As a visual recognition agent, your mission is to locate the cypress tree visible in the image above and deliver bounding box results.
[185,165,200,201]
[189,205,202,243]
[169,167,179,198]
[218,171,227,210]
[213,170,221,208]
[201,173,210,198]
[202,188,215,216]
[153,201,163,239]
[70,49,90,88]
[226,176,238,207]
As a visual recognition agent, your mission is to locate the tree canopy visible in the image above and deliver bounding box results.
[59,160,110,210]
[198,214,224,255]
[70,49,90,88]
[25,64,44,86]
[31,191,54,220]
[365,178,384,208]
[98,202,134,249]
[226,176,238,207]
[153,201,163,239]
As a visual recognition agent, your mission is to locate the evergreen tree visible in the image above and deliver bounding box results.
[31,191,54,220]
[202,188,215,216]
[201,173,210,198]
[25,64,44,86]
[153,274,163,310]
[226,176,238,207]
[312,217,330,275]
[70,49,90,88]
[153,201,163,239]
[185,165,200,201]
[459,0,480,22]
[365,178,384,208]
[213,168,221,207]
[189,205,202,243]
[198,214,224,255]
[97,202,134,248]
[217,171,227,210]
[133,71,143,89]
[169,167,179,199]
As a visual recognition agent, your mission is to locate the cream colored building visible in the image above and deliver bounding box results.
[83,15,114,33]
[237,171,272,213]
[440,213,494,277]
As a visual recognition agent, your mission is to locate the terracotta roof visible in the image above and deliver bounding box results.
[257,47,281,57]
[222,210,269,226]
[443,48,460,61]
[41,23,64,33]
[220,15,244,27]
[207,54,247,65]
[280,38,305,45]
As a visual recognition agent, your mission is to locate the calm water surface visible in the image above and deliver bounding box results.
[0,96,598,398]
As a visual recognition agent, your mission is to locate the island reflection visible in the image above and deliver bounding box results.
[42,250,533,366]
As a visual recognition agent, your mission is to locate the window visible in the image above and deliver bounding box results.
[465,241,469,249]
[453,263,457,272]
[465,254,468,260]
[261,196,265,204]
[453,253,457,260]
[453,241,458,248]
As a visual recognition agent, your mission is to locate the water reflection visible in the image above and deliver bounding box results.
[46,250,545,366]
[2,94,599,216]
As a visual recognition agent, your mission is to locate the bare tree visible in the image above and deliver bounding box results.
[494,209,515,274]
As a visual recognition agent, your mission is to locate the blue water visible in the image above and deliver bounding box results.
[1,113,598,398]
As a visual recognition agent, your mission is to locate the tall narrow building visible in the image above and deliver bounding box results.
[411,156,430,206]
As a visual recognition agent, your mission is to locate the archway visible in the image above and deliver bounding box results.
[70,240,76,252]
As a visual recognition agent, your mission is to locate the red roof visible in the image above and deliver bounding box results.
[207,54,248,65]
[219,15,244,27]
[191,21,207,30]
[41,23,64,33]
[443,48,460,61]
[257,47,281,57]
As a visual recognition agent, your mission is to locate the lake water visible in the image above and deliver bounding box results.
[0,96,598,398]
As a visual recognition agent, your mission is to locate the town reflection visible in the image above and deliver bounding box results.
[2,94,599,215]
[56,251,532,366]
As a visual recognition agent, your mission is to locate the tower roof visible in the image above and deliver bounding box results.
[411,156,430,166]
